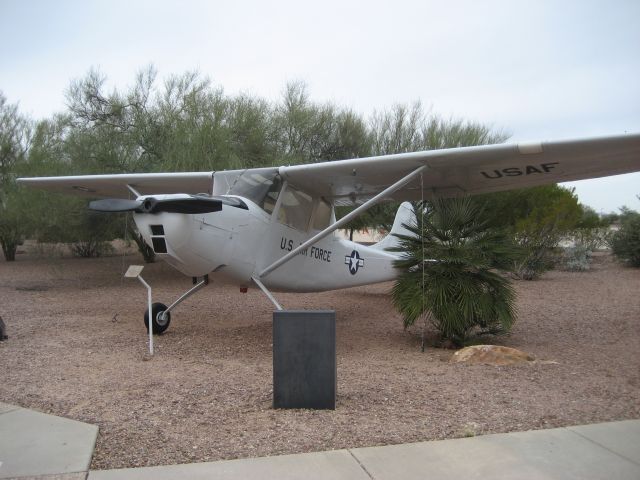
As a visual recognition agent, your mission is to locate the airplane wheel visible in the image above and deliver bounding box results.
[144,302,171,334]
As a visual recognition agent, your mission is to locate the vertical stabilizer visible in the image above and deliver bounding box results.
[371,202,416,251]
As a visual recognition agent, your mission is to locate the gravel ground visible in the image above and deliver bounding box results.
[1,251,639,469]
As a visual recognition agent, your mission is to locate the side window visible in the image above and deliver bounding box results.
[261,176,282,215]
[279,186,313,231]
[312,199,332,231]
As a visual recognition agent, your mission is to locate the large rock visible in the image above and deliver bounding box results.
[450,345,534,366]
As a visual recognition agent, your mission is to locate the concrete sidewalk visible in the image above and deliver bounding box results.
[0,402,98,479]
[1,401,638,480]
[89,420,640,480]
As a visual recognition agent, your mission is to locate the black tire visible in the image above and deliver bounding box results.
[144,302,171,334]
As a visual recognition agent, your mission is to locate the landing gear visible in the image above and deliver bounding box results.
[144,302,171,334]
[142,274,209,335]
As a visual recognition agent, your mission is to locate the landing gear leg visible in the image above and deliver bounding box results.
[143,275,209,335]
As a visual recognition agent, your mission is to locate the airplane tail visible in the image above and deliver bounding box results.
[371,202,416,251]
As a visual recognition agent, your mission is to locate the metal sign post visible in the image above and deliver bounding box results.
[124,265,154,356]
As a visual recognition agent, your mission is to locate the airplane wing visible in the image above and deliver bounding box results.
[17,134,640,204]
[279,133,640,204]
[17,172,215,198]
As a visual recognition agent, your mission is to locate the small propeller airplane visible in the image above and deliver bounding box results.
[18,133,640,334]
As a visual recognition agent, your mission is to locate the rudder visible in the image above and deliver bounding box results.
[371,202,416,251]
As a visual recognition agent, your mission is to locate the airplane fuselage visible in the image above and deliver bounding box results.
[133,196,400,293]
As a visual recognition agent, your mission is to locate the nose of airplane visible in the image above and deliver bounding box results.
[132,211,230,278]
[134,212,192,253]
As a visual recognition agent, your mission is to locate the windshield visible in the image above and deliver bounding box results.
[213,168,281,213]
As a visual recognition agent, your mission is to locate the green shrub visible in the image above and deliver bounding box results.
[610,213,640,267]
[477,186,583,280]
[571,227,612,252]
[511,236,558,280]
[563,245,591,271]
[71,240,115,258]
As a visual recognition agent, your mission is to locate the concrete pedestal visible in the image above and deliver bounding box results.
[273,310,336,409]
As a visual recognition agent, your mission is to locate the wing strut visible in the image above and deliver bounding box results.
[252,276,283,310]
[126,184,141,197]
[259,165,426,278]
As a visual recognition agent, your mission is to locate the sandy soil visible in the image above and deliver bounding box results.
[1,251,639,469]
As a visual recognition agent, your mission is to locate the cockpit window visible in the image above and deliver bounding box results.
[278,185,313,231]
[212,168,281,213]
[312,198,332,231]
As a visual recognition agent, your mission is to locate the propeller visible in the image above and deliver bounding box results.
[89,195,247,214]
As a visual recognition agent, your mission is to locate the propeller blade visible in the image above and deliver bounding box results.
[89,195,247,214]
[89,198,143,212]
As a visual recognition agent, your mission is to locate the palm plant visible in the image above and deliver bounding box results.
[390,197,520,348]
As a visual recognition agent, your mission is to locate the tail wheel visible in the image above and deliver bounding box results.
[144,302,171,334]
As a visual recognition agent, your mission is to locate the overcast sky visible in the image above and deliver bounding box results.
[1,0,639,212]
